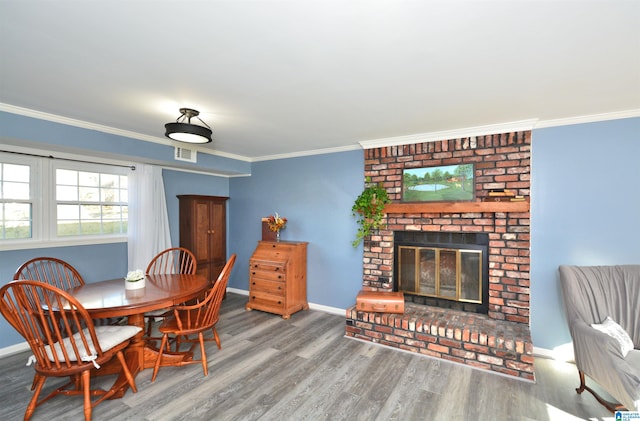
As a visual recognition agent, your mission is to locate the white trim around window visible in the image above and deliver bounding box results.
[0,151,130,251]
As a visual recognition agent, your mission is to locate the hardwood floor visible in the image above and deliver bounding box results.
[0,292,616,421]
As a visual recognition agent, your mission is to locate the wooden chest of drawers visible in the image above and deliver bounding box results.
[246,240,308,319]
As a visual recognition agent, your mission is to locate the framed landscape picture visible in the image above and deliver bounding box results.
[402,163,475,202]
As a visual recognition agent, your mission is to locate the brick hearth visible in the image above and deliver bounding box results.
[346,304,534,380]
[345,131,534,380]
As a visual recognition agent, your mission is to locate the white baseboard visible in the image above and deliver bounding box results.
[308,302,345,316]
[533,346,555,359]
[226,287,248,296]
[226,288,345,316]
[533,344,575,362]
[0,341,30,358]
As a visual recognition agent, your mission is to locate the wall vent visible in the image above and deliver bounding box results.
[174,147,197,163]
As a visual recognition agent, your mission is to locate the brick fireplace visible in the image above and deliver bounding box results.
[345,131,534,381]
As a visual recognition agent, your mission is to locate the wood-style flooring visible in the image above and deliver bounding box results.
[0,292,616,421]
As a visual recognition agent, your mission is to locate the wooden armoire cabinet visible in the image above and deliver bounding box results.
[177,195,228,283]
[246,240,308,319]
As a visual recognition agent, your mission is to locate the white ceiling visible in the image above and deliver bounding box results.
[1,1,639,161]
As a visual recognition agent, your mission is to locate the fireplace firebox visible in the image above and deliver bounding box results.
[394,231,489,314]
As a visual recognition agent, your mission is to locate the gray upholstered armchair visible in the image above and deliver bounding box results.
[559,265,640,412]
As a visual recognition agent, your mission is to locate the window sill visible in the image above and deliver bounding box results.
[0,236,127,252]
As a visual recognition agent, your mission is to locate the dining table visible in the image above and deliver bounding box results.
[67,273,210,398]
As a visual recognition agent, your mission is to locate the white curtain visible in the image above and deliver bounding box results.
[127,164,172,271]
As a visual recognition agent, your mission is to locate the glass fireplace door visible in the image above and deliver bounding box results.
[398,246,482,304]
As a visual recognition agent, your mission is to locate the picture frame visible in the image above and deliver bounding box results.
[401,163,475,202]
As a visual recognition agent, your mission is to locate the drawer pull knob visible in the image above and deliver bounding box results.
[275,267,280,271]
[278,275,282,279]
[252,272,256,275]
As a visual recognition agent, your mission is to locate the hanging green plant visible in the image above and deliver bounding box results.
[351,177,391,247]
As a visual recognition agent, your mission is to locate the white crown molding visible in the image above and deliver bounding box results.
[358,119,538,150]
[251,143,361,162]
[534,109,640,129]
[0,103,250,162]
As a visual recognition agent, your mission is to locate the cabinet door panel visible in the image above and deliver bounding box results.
[210,203,226,263]
[194,201,212,261]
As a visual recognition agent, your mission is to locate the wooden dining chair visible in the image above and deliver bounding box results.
[14,257,123,327]
[14,256,85,289]
[144,247,197,337]
[0,280,142,421]
[151,254,236,381]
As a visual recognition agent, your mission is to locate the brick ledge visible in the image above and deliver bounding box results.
[345,303,535,381]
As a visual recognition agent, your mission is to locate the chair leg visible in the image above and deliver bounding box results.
[152,334,168,382]
[30,373,43,391]
[199,332,208,376]
[81,370,91,421]
[116,350,137,393]
[24,375,46,421]
[575,370,624,413]
[213,327,221,349]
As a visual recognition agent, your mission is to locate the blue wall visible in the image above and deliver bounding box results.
[530,117,640,351]
[228,151,365,309]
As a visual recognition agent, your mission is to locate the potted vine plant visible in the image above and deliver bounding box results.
[351,177,391,247]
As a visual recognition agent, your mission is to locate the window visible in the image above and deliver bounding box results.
[55,167,128,236]
[0,159,33,240]
[0,151,130,249]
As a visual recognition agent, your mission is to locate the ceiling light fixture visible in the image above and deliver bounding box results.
[164,108,213,144]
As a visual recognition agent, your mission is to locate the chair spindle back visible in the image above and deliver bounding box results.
[14,257,85,290]
[146,247,197,275]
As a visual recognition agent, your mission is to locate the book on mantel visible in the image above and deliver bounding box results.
[509,196,526,202]
[487,189,516,197]
[485,190,526,202]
